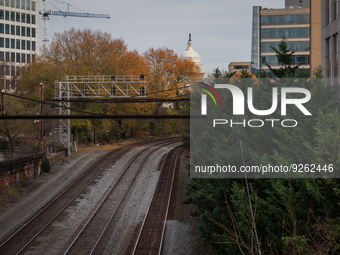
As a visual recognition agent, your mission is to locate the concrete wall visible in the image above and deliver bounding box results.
[47,151,65,165]
[0,153,44,194]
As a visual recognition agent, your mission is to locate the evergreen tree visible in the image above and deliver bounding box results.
[211,67,223,79]
[189,76,340,254]
[265,37,302,78]
[223,71,236,78]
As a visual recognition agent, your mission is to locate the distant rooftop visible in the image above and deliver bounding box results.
[285,0,309,8]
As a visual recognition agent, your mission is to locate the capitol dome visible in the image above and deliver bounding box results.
[180,34,205,76]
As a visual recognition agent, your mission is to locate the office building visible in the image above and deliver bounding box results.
[0,0,39,91]
[251,1,310,74]
[310,0,321,76]
[228,61,252,74]
[321,0,340,84]
[286,0,310,8]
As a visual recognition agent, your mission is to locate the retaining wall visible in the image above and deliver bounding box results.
[0,153,44,194]
[47,151,65,165]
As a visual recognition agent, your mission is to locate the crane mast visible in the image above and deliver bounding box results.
[39,0,110,48]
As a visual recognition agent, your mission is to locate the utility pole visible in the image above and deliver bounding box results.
[93,119,97,145]
[39,83,44,152]
[0,93,3,115]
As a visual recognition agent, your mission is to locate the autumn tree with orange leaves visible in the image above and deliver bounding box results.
[18,29,198,143]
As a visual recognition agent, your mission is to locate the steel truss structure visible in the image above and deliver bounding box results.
[55,75,147,155]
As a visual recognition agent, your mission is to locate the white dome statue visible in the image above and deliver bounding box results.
[180,33,205,76]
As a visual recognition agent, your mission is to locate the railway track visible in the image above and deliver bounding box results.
[132,146,184,255]
[0,137,180,255]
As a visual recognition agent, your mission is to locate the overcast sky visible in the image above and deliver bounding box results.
[39,0,285,76]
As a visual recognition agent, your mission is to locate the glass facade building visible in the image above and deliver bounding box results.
[251,5,310,74]
[0,0,38,91]
[251,6,260,73]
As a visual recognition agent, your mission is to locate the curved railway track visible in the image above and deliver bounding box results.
[63,140,180,255]
[0,137,180,255]
[132,146,184,255]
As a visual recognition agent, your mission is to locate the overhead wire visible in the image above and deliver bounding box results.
[0,92,101,115]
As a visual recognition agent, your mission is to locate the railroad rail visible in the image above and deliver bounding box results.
[132,146,184,255]
[0,137,180,255]
[63,140,181,254]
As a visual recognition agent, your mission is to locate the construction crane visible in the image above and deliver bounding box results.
[39,0,110,48]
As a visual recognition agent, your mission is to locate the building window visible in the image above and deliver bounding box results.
[21,26,25,36]
[26,27,30,37]
[21,0,24,9]
[0,51,3,61]
[11,38,14,48]
[16,25,19,35]
[21,13,25,23]
[10,25,15,35]
[16,0,19,8]
[326,37,331,78]
[0,38,3,47]
[5,52,9,61]
[32,54,35,62]
[21,39,25,49]
[32,40,35,50]
[31,0,35,11]
[10,66,14,76]
[5,38,9,48]
[0,0,3,5]
[0,10,3,20]
[5,0,9,7]
[234,65,249,69]
[26,0,29,10]
[5,24,9,34]
[261,14,310,25]
[10,11,14,21]
[32,27,35,37]
[261,27,310,39]
[26,14,30,24]
[10,0,14,7]
[32,14,35,24]
[26,53,30,63]
[334,34,338,80]
[327,0,332,24]
[16,39,19,49]
[26,40,30,50]
[5,11,9,21]
[21,53,25,63]
[16,12,20,22]
[0,24,3,34]
[335,0,339,20]
[11,52,14,62]
[260,54,310,66]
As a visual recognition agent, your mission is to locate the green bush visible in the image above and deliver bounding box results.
[42,159,51,173]
[0,139,8,150]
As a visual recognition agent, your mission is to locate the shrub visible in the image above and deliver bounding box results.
[42,159,51,173]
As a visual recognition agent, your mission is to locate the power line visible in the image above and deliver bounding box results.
[46,98,189,103]
[0,114,195,120]
[0,92,100,115]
